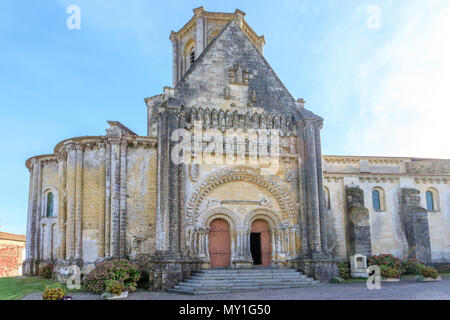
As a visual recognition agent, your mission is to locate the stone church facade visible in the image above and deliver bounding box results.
[23,8,450,289]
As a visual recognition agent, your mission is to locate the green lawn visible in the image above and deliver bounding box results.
[0,277,85,300]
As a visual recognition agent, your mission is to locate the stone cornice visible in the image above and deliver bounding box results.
[323,172,450,184]
[26,135,158,170]
[171,7,264,49]
[25,154,57,170]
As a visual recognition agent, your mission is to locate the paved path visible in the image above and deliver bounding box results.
[23,277,450,300]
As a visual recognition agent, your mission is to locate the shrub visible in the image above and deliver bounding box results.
[105,280,125,296]
[40,263,54,279]
[368,254,402,272]
[84,259,140,295]
[330,276,345,283]
[421,267,438,279]
[401,258,425,275]
[436,265,450,273]
[337,262,350,279]
[380,266,399,279]
[42,283,66,300]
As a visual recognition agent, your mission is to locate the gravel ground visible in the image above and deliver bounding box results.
[22,277,450,300]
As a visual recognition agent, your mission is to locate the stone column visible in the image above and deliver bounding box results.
[314,124,330,256]
[110,138,121,258]
[66,145,76,260]
[74,144,83,262]
[104,142,111,257]
[205,227,210,258]
[303,120,322,256]
[155,105,182,256]
[57,151,67,261]
[119,140,128,257]
[400,188,431,264]
[170,32,178,87]
[34,160,42,261]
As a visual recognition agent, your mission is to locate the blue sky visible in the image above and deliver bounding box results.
[1,0,449,234]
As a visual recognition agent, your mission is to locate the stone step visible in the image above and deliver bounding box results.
[194,269,299,274]
[185,277,307,284]
[177,281,315,289]
[188,275,306,281]
[169,268,319,295]
[173,282,317,293]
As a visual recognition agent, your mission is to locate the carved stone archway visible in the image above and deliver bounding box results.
[185,167,297,225]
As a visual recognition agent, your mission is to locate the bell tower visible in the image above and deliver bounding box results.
[169,6,265,87]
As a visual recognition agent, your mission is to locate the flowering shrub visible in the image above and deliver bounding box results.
[40,263,54,279]
[337,262,350,279]
[42,284,66,300]
[436,265,450,273]
[105,280,126,296]
[421,267,438,279]
[84,259,140,295]
[401,258,425,275]
[380,266,400,279]
[0,245,19,277]
[368,254,402,272]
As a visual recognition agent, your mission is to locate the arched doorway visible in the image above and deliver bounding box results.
[250,219,271,266]
[208,218,231,268]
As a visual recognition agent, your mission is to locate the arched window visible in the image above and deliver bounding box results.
[184,39,195,72]
[189,48,195,65]
[46,192,54,217]
[425,188,439,211]
[372,190,381,211]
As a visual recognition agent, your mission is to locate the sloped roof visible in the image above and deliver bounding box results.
[0,231,26,242]
[172,19,322,121]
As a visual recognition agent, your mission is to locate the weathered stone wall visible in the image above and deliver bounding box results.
[324,155,450,263]
[126,146,158,258]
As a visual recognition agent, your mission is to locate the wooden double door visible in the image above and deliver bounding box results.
[208,218,271,268]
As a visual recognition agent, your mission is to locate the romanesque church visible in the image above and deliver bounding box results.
[23,8,450,290]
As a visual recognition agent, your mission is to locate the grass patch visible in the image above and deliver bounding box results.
[343,277,367,283]
[0,277,85,300]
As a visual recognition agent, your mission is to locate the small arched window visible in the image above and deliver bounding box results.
[426,191,434,211]
[190,49,195,65]
[425,188,440,211]
[372,189,381,211]
[46,192,54,217]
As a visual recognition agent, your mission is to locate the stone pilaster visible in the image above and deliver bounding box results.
[75,144,83,262]
[400,188,431,264]
[119,140,128,257]
[98,142,106,258]
[345,186,372,257]
[296,117,338,281]
[152,104,198,290]
[170,32,178,87]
